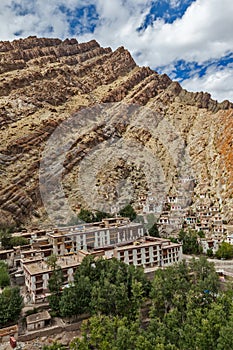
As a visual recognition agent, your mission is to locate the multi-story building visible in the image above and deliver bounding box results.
[47,217,144,255]
[22,252,88,303]
[112,236,182,268]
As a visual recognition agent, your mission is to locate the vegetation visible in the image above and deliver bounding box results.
[77,208,111,223]
[72,205,137,225]
[0,287,23,327]
[48,255,150,319]
[9,236,28,247]
[148,223,160,237]
[0,261,10,288]
[46,252,233,349]
[69,257,233,349]
[0,229,28,249]
[178,229,203,254]
[43,342,66,350]
[118,204,137,221]
[216,242,233,260]
[47,255,64,315]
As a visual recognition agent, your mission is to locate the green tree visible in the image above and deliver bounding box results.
[150,260,190,319]
[178,229,201,254]
[10,236,28,247]
[217,311,233,349]
[0,229,12,250]
[78,208,95,223]
[47,255,63,315]
[216,242,233,259]
[0,287,23,327]
[65,256,150,320]
[0,229,28,249]
[119,204,137,221]
[207,248,214,257]
[0,261,10,288]
[188,256,220,295]
[94,210,111,222]
[148,223,160,237]
[70,315,143,350]
[60,276,91,318]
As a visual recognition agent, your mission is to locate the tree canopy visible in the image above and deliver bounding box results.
[216,242,233,260]
[0,286,23,327]
[77,209,111,224]
[45,252,233,350]
[0,229,28,249]
[178,229,202,254]
[48,255,150,320]
[118,204,137,221]
[0,261,10,288]
[148,223,160,237]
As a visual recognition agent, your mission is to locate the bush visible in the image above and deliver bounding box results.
[0,261,10,288]
[119,204,136,221]
[216,242,233,260]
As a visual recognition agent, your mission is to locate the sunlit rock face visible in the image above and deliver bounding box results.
[0,36,232,227]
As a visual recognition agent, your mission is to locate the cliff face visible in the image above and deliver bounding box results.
[0,36,232,227]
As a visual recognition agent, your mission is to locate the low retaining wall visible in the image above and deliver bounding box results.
[18,325,63,342]
[18,314,89,342]
[0,325,18,343]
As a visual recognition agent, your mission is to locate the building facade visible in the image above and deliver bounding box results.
[113,236,182,268]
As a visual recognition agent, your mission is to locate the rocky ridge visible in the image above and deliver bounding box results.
[0,36,232,227]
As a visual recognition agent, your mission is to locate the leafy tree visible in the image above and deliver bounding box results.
[0,261,10,288]
[10,236,28,247]
[207,248,214,257]
[60,276,91,318]
[94,210,111,222]
[0,229,28,249]
[178,229,201,254]
[148,223,160,237]
[216,242,233,260]
[47,255,63,315]
[0,229,12,250]
[78,208,95,223]
[59,256,150,319]
[77,208,111,223]
[217,311,233,349]
[8,287,23,322]
[70,315,147,350]
[42,254,233,350]
[0,286,23,327]
[119,204,137,221]
[188,256,220,295]
[90,278,129,317]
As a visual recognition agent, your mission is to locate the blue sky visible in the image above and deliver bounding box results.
[1,0,233,102]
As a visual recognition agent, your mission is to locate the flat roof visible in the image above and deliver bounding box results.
[26,311,51,324]
[21,256,43,265]
[23,254,82,275]
[47,222,143,238]
[162,243,182,249]
[114,237,171,251]
[0,249,14,254]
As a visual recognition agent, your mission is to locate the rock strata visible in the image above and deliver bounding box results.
[0,36,232,226]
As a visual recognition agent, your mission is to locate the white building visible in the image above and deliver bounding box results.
[112,236,182,268]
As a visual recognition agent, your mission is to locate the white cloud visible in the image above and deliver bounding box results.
[182,65,233,103]
[0,0,232,102]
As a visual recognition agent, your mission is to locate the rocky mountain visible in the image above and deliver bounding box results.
[0,36,232,228]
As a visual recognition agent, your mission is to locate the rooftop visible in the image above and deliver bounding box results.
[114,236,173,251]
[26,311,51,324]
[47,217,133,238]
[23,253,84,275]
